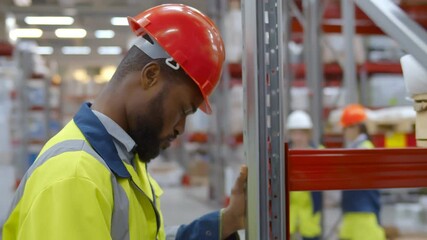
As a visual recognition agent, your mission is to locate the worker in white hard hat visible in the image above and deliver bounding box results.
[287,110,322,240]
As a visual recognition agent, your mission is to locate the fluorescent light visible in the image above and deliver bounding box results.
[95,30,115,39]
[14,0,31,7]
[6,15,17,42]
[25,16,74,25]
[62,46,91,55]
[97,46,122,55]
[55,28,87,38]
[110,17,128,26]
[35,46,54,55]
[10,28,42,38]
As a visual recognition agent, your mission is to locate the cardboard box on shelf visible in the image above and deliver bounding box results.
[414,94,427,147]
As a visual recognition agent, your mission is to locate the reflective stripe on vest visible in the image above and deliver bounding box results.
[7,140,130,240]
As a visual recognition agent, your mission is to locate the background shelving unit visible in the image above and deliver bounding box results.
[241,0,427,239]
[228,0,425,150]
[0,41,22,227]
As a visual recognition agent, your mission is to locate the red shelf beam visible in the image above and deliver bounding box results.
[287,148,427,191]
[229,62,403,81]
[359,62,403,74]
[291,2,427,34]
[0,41,14,56]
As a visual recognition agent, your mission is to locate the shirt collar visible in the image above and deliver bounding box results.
[92,110,136,153]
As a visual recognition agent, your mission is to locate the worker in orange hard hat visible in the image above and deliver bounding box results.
[3,4,246,240]
[339,104,385,240]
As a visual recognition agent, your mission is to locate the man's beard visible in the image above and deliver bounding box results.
[129,93,165,163]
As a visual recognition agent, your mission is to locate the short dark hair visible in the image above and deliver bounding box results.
[110,45,189,86]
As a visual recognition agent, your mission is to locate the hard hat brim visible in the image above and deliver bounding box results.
[199,99,212,115]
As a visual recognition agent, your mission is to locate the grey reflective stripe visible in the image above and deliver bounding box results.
[7,140,87,216]
[111,174,130,240]
[6,139,130,240]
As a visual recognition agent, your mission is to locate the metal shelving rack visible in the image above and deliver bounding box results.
[243,0,427,239]
[16,47,51,170]
[242,0,287,238]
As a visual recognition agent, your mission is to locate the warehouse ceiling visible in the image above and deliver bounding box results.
[0,0,210,68]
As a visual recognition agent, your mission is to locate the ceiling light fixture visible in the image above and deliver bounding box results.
[62,46,91,55]
[14,0,31,7]
[95,30,115,39]
[110,17,128,26]
[55,28,87,38]
[97,46,122,55]
[9,28,43,38]
[35,46,54,55]
[25,16,74,25]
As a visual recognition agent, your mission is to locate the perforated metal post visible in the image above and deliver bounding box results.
[243,0,286,239]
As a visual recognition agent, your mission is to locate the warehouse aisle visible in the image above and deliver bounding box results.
[161,186,246,238]
[161,186,216,226]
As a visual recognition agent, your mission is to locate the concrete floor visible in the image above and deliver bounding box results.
[161,186,217,226]
[161,186,246,238]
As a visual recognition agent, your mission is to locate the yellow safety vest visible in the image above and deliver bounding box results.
[3,119,165,240]
[289,144,323,238]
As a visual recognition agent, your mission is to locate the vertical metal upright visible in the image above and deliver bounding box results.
[342,0,359,105]
[303,0,323,146]
[242,0,287,239]
[207,0,228,206]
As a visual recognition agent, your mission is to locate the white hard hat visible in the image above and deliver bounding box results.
[400,54,427,97]
[286,110,313,130]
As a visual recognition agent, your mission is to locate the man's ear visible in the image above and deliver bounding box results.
[141,62,161,89]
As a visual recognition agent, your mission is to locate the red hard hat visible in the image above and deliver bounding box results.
[340,104,367,127]
[128,4,225,114]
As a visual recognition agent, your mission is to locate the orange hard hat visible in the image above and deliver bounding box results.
[128,4,225,114]
[340,104,367,127]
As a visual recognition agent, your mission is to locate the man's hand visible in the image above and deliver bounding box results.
[221,165,248,239]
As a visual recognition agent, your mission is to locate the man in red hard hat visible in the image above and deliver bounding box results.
[3,4,246,240]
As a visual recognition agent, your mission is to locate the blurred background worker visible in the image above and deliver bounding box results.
[339,104,386,240]
[287,110,322,240]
